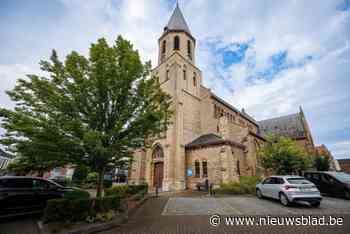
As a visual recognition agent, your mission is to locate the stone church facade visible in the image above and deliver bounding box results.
[129,4,330,191]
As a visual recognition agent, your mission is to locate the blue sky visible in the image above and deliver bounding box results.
[0,0,350,159]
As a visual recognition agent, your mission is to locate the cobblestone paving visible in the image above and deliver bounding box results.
[1,194,349,234]
[103,194,350,234]
[162,196,350,215]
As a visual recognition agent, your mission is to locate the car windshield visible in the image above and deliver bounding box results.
[329,172,350,183]
[286,178,311,184]
[47,179,64,188]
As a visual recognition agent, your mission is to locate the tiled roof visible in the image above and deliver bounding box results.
[258,113,306,139]
[165,3,191,35]
[338,158,350,163]
[185,133,245,150]
[211,93,258,126]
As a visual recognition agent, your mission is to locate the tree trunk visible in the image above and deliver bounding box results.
[38,170,44,177]
[96,168,105,199]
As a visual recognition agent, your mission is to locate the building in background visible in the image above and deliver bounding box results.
[258,107,315,154]
[338,159,350,173]
[0,149,13,170]
[315,144,341,171]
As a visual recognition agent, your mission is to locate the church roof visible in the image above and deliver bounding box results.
[258,113,306,139]
[185,133,245,150]
[210,93,258,126]
[165,3,191,35]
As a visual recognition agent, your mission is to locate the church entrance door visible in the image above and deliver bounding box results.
[153,162,164,189]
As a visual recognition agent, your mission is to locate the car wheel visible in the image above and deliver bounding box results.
[310,201,321,208]
[279,193,290,206]
[345,191,350,200]
[256,189,263,199]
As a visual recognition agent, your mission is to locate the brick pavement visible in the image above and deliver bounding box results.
[102,193,350,234]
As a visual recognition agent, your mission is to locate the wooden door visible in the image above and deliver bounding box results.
[153,162,164,188]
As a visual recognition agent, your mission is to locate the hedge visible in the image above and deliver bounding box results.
[213,176,262,195]
[63,190,90,200]
[43,196,122,223]
[105,184,148,198]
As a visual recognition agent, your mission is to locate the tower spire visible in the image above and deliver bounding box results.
[164,1,191,35]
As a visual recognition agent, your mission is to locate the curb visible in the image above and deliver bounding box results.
[37,195,150,234]
[37,214,127,234]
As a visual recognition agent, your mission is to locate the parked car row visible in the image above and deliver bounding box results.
[0,176,74,218]
[256,172,350,207]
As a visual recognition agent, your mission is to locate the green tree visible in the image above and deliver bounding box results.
[6,155,65,176]
[259,135,312,175]
[72,165,89,184]
[314,155,330,171]
[0,36,172,198]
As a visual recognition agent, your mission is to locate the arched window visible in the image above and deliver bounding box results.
[195,160,200,177]
[202,161,208,178]
[152,145,164,159]
[183,69,186,80]
[187,40,192,60]
[174,36,180,50]
[193,73,197,87]
[166,70,169,79]
[162,40,166,54]
[236,160,241,176]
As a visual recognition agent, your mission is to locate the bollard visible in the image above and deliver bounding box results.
[155,186,159,197]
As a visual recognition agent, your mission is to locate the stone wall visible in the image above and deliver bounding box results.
[185,145,245,189]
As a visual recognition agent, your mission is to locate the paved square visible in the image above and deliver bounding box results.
[162,196,350,215]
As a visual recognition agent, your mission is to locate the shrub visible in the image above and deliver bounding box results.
[105,184,148,198]
[214,176,262,195]
[105,185,129,198]
[86,172,98,184]
[103,180,113,189]
[63,189,90,200]
[69,199,92,222]
[127,184,148,196]
[43,199,72,223]
[43,195,121,223]
[93,196,121,213]
[239,176,261,187]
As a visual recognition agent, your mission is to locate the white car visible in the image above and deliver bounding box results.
[256,175,322,207]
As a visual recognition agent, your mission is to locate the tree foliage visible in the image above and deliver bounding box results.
[0,36,172,197]
[259,135,312,175]
[6,155,64,176]
[314,155,330,171]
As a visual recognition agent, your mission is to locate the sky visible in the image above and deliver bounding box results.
[0,0,350,159]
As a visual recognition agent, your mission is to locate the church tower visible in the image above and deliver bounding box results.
[145,2,203,191]
[158,2,196,65]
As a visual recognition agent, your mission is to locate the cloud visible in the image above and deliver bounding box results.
[0,0,350,159]
[331,141,350,159]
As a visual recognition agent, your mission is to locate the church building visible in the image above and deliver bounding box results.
[129,4,328,191]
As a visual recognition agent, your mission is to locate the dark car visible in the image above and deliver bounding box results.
[304,171,350,199]
[0,176,73,218]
